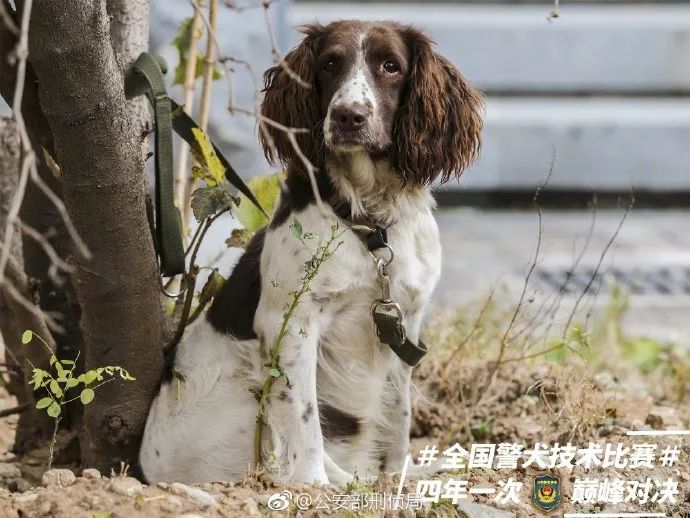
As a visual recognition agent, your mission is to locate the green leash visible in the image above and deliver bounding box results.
[124,52,266,277]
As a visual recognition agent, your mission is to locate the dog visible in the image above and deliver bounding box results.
[139,19,483,485]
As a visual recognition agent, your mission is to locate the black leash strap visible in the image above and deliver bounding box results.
[364,225,428,367]
[125,53,185,276]
[373,312,428,366]
[124,52,266,277]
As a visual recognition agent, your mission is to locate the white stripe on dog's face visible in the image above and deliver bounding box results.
[335,34,376,111]
[324,33,377,151]
[318,24,411,155]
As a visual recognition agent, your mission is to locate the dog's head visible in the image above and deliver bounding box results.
[260,20,484,186]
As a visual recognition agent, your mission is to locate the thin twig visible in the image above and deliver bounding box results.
[253,224,343,467]
[174,4,204,223]
[439,286,496,379]
[0,402,30,418]
[20,221,74,275]
[0,0,18,35]
[0,0,34,286]
[492,155,554,367]
[203,1,325,215]
[561,189,634,340]
[197,0,218,132]
[531,192,598,350]
[0,242,62,331]
[259,0,309,89]
[166,208,230,351]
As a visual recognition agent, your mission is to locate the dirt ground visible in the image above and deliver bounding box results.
[0,293,689,517]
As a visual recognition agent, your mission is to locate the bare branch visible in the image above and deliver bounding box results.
[192,1,326,215]
[19,221,74,277]
[259,0,309,89]
[29,169,91,260]
[174,5,204,222]
[0,402,30,419]
[0,0,18,35]
[561,189,635,340]
[495,154,554,359]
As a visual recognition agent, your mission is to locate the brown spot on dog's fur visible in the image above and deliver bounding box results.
[302,401,314,422]
[319,403,361,440]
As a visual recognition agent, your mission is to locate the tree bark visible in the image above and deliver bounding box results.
[28,0,164,470]
[1,7,86,443]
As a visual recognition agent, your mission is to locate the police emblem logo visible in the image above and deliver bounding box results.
[533,474,561,512]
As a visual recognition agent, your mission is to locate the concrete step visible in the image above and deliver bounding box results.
[434,208,690,345]
[290,3,690,94]
[453,96,690,190]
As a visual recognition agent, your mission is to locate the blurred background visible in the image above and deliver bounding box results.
[3,0,689,344]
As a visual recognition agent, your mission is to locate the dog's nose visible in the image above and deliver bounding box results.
[332,104,368,132]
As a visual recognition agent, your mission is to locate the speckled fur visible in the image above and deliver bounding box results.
[140,19,482,485]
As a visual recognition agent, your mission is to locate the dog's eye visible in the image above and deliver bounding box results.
[383,60,400,74]
[323,59,337,72]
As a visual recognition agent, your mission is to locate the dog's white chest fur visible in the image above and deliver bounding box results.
[140,196,441,484]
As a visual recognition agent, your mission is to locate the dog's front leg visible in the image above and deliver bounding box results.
[256,307,328,485]
[379,366,413,472]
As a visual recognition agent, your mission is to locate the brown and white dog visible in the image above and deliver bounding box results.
[140,20,483,485]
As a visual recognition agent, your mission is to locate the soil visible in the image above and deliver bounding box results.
[1,305,689,517]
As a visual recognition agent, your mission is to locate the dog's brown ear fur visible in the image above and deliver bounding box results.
[260,23,326,171]
[393,27,484,186]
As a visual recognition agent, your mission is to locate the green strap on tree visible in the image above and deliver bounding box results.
[124,52,266,276]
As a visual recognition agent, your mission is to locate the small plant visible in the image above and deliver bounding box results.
[253,218,344,466]
[21,329,136,468]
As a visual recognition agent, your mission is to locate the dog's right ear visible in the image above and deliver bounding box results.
[260,23,326,170]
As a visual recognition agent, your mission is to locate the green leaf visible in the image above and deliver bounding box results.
[235,172,284,233]
[47,402,61,418]
[171,17,222,86]
[36,397,53,409]
[49,379,63,398]
[60,359,75,366]
[190,185,235,223]
[197,269,225,309]
[21,330,33,344]
[192,165,206,181]
[66,378,79,389]
[31,369,46,390]
[225,228,254,249]
[82,371,98,385]
[80,388,95,405]
[191,127,225,186]
[267,367,281,378]
[49,355,56,366]
[172,17,197,85]
[118,368,136,381]
[291,218,303,240]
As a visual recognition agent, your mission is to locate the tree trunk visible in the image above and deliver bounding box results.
[1,12,86,447]
[29,0,164,471]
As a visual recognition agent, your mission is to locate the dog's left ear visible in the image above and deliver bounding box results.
[393,27,484,185]
[260,23,327,171]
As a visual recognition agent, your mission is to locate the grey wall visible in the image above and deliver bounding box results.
[4,2,689,193]
[291,2,690,191]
